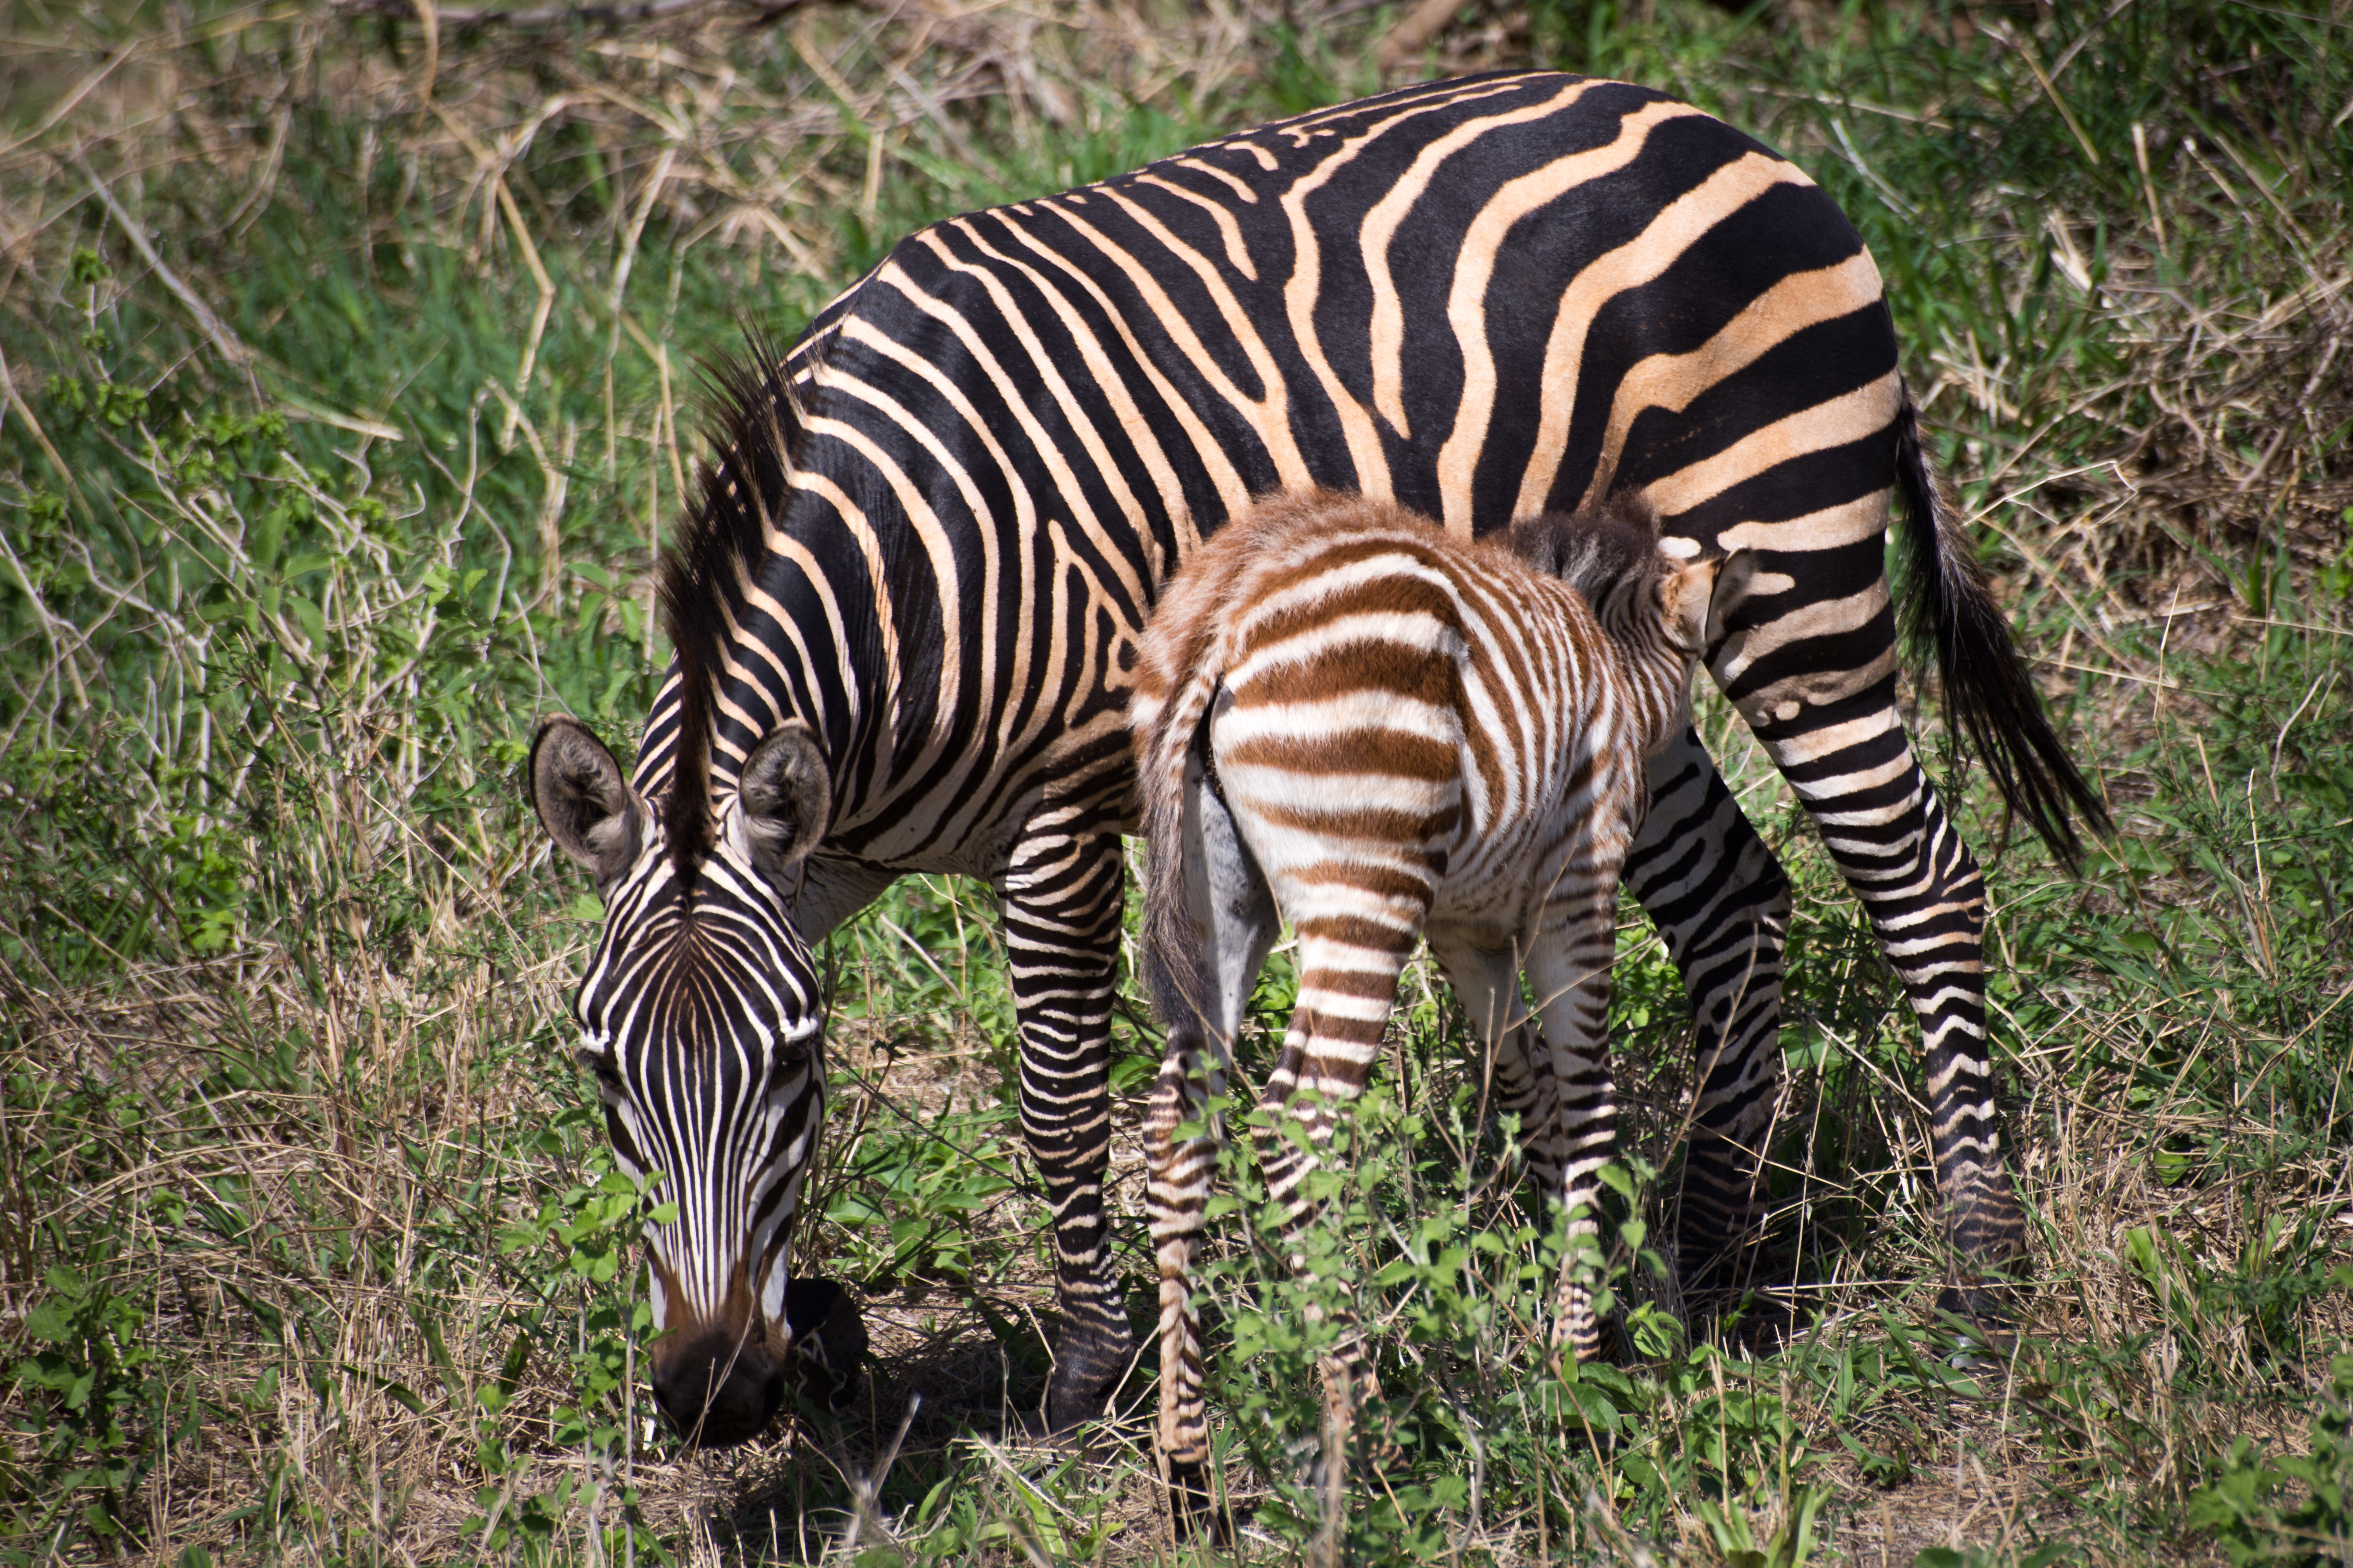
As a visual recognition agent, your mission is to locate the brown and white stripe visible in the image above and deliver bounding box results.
[1131,488,1725,1495]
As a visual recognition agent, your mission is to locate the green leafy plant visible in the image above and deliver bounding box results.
[4,1266,168,1555]
[2191,1354,2353,1565]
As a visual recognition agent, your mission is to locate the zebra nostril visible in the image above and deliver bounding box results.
[650,1329,784,1448]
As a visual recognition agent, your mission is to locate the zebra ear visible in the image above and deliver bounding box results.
[740,720,831,880]
[532,716,642,886]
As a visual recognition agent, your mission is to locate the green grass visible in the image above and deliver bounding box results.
[1,0,2349,1562]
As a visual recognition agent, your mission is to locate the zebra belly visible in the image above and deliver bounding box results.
[1425,790,1596,951]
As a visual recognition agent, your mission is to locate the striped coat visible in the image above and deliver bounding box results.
[532,69,2101,1448]
[1131,488,1722,1491]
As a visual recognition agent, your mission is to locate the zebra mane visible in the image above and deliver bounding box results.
[1506,491,1665,609]
[656,331,811,880]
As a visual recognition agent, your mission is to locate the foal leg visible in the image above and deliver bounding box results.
[1524,842,1632,1370]
[1250,893,1430,1457]
[1425,931,1563,1215]
[1144,758,1278,1500]
[1254,915,1426,1255]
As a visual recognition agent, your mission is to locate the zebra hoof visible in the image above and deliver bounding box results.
[1934,1281,2018,1326]
[784,1278,868,1414]
[1044,1321,1135,1433]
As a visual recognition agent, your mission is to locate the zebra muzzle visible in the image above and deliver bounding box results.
[650,1323,786,1448]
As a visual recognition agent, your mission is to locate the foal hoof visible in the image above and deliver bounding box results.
[1165,1457,1229,1545]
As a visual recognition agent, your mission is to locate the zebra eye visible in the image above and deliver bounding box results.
[772,1017,823,1071]
[578,1049,626,1099]
[765,1042,814,1091]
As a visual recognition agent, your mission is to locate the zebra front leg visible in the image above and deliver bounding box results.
[1001,826,1138,1430]
[1622,725,1791,1305]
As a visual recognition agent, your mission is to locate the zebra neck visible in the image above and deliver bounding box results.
[1601,627,1693,756]
[626,544,894,825]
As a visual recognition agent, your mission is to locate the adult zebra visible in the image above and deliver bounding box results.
[530,69,2104,1447]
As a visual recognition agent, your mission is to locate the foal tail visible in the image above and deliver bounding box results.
[1892,387,2111,866]
[1132,650,1223,1039]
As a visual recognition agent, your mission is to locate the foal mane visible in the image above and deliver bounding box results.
[655,331,814,880]
[1504,491,1664,607]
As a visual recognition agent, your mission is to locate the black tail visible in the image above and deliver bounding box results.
[1892,387,2110,866]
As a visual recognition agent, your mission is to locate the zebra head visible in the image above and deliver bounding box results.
[530,712,835,1447]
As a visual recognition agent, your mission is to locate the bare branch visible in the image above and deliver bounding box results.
[332,0,788,30]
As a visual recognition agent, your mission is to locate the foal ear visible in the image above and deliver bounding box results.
[739,720,831,881]
[1705,550,1759,651]
[1655,549,1756,657]
[531,716,643,886]
[1663,549,1757,655]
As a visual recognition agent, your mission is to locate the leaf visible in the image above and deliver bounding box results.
[286,593,324,646]
[25,1300,76,1344]
[2123,1225,2163,1282]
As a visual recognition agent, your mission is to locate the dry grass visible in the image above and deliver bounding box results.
[1,1,2349,1564]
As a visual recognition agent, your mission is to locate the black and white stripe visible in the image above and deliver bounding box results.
[577,815,826,1346]
[540,68,2102,1443]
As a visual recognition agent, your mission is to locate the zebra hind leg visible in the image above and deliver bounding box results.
[1000,828,1140,1431]
[1622,726,1792,1319]
[1779,726,2031,1320]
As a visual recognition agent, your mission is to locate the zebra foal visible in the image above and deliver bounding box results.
[1132,487,1731,1495]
